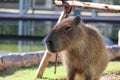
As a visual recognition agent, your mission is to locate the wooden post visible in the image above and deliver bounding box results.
[35,50,52,78]
[35,5,72,78]
[35,0,73,78]
[54,1,120,12]
[35,12,65,78]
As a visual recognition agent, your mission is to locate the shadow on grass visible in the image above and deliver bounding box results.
[0,68,15,77]
[40,77,58,80]
[0,66,37,77]
[0,63,62,78]
[48,62,62,67]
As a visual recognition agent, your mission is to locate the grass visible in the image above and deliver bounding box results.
[40,63,66,80]
[0,63,66,80]
[0,66,37,80]
[0,44,45,54]
[104,61,120,74]
[0,62,120,80]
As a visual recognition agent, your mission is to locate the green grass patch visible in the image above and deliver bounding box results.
[0,62,120,80]
[0,63,66,80]
[0,66,37,80]
[41,63,66,80]
[0,44,45,53]
[104,61,120,74]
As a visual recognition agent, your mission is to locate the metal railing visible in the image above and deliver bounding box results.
[0,14,120,22]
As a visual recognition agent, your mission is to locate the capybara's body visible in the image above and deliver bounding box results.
[46,16,108,80]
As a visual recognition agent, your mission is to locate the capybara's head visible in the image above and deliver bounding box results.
[46,16,84,53]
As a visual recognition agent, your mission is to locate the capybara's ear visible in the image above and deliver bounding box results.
[74,16,81,25]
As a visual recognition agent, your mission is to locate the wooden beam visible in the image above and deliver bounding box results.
[54,1,120,12]
[35,6,71,78]
[35,50,52,78]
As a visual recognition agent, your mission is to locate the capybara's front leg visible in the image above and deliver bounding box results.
[84,70,92,80]
[67,67,75,80]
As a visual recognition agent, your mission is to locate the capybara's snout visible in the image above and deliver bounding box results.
[45,33,59,53]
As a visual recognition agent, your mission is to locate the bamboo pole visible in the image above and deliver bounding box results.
[54,1,120,12]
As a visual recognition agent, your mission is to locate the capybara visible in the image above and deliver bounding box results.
[45,16,108,80]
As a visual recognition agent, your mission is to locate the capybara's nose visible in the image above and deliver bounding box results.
[46,39,57,52]
[46,39,54,47]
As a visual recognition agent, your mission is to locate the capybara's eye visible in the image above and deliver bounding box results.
[64,25,72,31]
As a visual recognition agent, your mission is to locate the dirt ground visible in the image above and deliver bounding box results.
[100,74,120,80]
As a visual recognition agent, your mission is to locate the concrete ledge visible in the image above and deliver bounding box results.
[0,51,62,71]
[0,51,43,71]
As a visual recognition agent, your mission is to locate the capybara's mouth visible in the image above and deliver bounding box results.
[47,45,58,53]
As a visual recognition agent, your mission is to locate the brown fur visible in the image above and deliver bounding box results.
[46,16,108,80]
